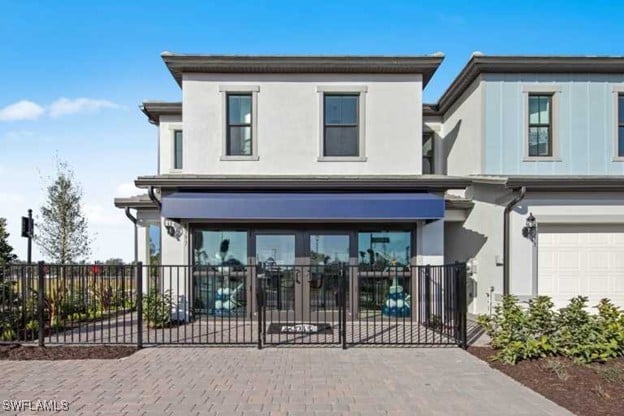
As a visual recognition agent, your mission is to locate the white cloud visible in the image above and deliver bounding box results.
[48,97,119,118]
[0,97,120,122]
[84,203,126,227]
[116,182,140,197]
[0,100,46,121]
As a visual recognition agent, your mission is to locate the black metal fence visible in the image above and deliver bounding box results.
[0,262,139,345]
[0,262,467,348]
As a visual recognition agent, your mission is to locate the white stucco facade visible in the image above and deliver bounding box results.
[180,73,424,175]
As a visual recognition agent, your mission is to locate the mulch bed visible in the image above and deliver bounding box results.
[0,344,137,360]
[469,346,624,416]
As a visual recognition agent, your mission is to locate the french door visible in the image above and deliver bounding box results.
[253,231,351,322]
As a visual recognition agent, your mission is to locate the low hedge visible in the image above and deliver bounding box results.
[478,295,624,365]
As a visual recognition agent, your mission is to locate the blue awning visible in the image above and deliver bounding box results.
[161,192,444,221]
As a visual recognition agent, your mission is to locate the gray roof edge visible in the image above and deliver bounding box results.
[134,174,470,191]
[114,194,158,209]
[471,175,624,190]
[140,101,182,125]
[161,54,445,87]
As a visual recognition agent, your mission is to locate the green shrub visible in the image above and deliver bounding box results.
[70,312,88,322]
[87,308,103,320]
[25,319,38,332]
[142,289,172,328]
[479,295,624,365]
[1,325,16,341]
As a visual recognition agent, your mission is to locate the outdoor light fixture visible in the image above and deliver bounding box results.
[522,212,538,244]
[164,219,180,239]
[165,223,175,237]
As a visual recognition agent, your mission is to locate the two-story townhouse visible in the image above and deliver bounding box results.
[114,53,471,325]
[436,54,624,313]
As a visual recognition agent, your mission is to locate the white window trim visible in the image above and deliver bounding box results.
[219,85,260,161]
[167,123,183,172]
[522,85,562,162]
[612,85,624,161]
[317,85,367,162]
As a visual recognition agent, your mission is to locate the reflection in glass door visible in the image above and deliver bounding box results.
[309,234,350,317]
[256,234,297,315]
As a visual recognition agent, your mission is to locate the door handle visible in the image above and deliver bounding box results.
[295,269,301,284]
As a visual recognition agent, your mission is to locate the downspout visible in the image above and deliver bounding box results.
[148,186,161,210]
[124,207,138,264]
[503,186,526,296]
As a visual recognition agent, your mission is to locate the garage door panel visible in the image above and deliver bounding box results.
[555,251,583,271]
[587,251,610,270]
[539,224,624,310]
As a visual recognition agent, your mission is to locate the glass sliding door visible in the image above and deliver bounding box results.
[192,230,248,316]
[357,231,412,319]
[255,234,298,319]
[309,234,350,319]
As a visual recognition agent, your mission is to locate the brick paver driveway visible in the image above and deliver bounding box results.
[0,348,571,416]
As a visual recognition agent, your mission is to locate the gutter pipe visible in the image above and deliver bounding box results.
[503,186,526,296]
[148,186,162,209]
[124,207,138,265]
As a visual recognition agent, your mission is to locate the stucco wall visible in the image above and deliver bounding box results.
[444,184,509,314]
[447,187,624,314]
[158,114,183,174]
[483,73,624,175]
[441,77,483,176]
[181,73,423,175]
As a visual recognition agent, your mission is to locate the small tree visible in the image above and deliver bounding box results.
[0,217,17,267]
[36,161,92,264]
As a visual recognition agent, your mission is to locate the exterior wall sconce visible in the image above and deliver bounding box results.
[522,212,539,297]
[164,219,183,240]
[522,212,538,244]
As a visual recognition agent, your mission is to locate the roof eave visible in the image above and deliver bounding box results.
[114,196,158,209]
[161,54,444,87]
[140,101,182,125]
[134,174,470,192]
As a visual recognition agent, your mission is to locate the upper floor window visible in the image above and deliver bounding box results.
[422,132,434,174]
[226,93,253,156]
[528,94,553,157]
[173,130,183,169]
[323,94,359,157]
[618,94,624,157]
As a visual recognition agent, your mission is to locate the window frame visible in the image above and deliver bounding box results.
[527,94,553,157]
[422,131,435,174]
[317,85,367,162]
[522,85,561,161]
[219,85,260,161]
[613,86,624,161]
[166,122,183,173]
[173,129,183,170]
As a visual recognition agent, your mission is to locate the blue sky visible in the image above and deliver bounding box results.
[1,1,623,261]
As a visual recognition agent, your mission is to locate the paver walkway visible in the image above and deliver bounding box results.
[0,348,572,416]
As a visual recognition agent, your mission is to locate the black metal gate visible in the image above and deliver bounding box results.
[256,263,467,349]
[0,262,467,348]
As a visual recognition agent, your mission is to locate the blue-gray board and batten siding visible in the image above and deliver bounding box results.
[483,73,624,175]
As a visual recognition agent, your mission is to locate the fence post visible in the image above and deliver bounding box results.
[256,280,264,350]
[341,265,347,350]
[136,262,143,349]
[460,263,468,349]
[37,261,45,347]
[20,266,27,339]
[424,265,431,327]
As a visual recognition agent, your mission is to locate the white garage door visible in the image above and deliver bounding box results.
[539,224,624,309]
